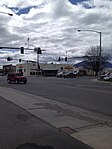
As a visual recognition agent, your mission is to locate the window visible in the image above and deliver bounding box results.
[61,67,63,70]
[30,72,35,75]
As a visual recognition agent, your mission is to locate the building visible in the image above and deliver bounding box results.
[0,68,3,75]
[16,62,73,77]
[73,61,112,76]
[3,64,16,75]
[102,62,112,73]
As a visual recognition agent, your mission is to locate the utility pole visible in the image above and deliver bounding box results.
[27,38,30,50]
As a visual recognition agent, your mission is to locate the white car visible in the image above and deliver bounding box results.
[103,73,112,81]
[56,72,66,78]
[101,72,110,79]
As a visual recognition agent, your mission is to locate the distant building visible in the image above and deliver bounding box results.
[73,61,112,76]
[3,64,16,75]
[16,62,73,76]
[0,68,3,75]
[102,62,112,73]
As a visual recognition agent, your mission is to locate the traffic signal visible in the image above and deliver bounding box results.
[19,59,21,62]
[58,57,61,61]
[65,57,67,61]
[37,47,42,54]
[21,47,24,54]
[38,65,40,70]
[7,57,12,61]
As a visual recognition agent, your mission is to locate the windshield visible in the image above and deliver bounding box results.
[15,73,23,76]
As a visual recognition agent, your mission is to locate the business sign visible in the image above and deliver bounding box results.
[64,65,73,70]
[18,65,23,68]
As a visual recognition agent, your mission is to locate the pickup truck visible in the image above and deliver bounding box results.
[7,73,27,84]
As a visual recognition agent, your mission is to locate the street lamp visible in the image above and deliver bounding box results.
[0,11,13,16]
[78,29,102,77]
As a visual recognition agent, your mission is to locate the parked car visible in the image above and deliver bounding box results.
[0,73,4,76]
[103,73,112,81]
[100,72,110,79]
[56,72,66,78]
[73,71,79,77]
[63,71,76,78]
[7,73,27,84]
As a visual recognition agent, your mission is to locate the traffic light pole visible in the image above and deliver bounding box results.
[34,47,41,76]
[36,52,40,76]
[37,52,40,70]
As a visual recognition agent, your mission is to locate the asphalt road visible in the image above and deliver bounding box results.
[0,76,112,116]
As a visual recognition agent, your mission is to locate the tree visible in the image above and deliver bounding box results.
[84,46,111,76]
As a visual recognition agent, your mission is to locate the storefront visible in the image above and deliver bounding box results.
[16,63,73,77]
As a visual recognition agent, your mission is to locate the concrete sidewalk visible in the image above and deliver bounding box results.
[0,86,112,149]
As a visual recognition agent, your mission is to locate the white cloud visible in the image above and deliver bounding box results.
[0,0,45,7]
[82,0,112,9]
[0,0,112,67]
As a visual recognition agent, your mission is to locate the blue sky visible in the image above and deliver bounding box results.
[8,0,88,15]
[8,6,36,15]
[0,0,112,66]
[69,0,87,4]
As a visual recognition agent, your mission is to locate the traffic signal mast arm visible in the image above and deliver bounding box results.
[6,57,36,63]
[0,46,20,49]
[6,57,20,62]
[0,46,45,55]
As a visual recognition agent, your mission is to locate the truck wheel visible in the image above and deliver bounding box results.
[109,78,112,82]
[16,80,19,84]
[24,80,27,84]
[7,79,11,83]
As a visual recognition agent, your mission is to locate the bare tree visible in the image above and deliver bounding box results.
[84,46,111,76]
